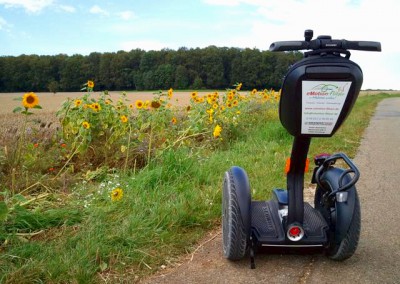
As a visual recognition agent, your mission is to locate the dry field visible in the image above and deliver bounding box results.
[1,90,397,115]
[0,91,197,146]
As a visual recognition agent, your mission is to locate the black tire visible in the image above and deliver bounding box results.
[222,169,249,260]
[327,190,361,261]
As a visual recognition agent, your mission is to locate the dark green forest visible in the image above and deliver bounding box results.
[0,46,302,92]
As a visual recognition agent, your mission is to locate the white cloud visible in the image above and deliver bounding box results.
[203,0,241,6]
[118,11,135,20]
[0,0,53,13]
[89,5,109,16]
[59,5,75,13]
[0,16,11,31]
[120,40,168,51]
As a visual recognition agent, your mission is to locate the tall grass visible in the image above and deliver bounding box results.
[0,93,397,283]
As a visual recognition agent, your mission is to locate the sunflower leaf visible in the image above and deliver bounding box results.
[13,107,22,113]
[33,105,42,109]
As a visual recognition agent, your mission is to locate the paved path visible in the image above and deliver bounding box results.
[144,97,400,284]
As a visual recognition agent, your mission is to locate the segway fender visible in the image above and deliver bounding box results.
[228,166,252,235]
[320,168,357,244]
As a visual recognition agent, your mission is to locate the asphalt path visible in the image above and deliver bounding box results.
[145,97,400,284]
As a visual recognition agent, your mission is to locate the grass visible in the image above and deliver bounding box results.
[0,92,398,283]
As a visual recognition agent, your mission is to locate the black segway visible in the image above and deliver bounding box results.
[222,30,381,268]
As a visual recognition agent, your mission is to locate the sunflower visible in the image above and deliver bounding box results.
[213,125,222,138]
[105,100,111,105]
[129,104,134,109]
[120,115,128,123]
[151,101,161,109]
[236,83,242,91]
[111,188,123,201]
[168,88,173,99]
[227,93,234,101]
[135,100,144,109]
[74,99,82,107]
[22,92,39,109]
[232,100,239,107]
[212,103,218,109]
[171,117,177,124]
[91,103,101,111]
[251,89,258,95]
[87,80,95,88]
[82,121,90,129]
[191,92,198,99]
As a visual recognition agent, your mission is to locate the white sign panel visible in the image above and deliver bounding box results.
[302,81,352,135]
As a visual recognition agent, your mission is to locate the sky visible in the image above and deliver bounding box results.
[0,0,399,90]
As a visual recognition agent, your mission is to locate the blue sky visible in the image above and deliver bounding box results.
[0,0,399,90]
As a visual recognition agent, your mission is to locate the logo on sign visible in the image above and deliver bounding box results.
[306,83,349,97]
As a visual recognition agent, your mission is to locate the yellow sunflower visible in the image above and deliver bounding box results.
[191,92,198,99]
[87,80,95,88]
[129,104,134,109]
[120,115,128,123]
[251,89,258,95]
[168,88,173,98]
[171,117,177,124]
[232,100,239,107]
[111,188,123,201]
[82,121,90,129]
[91,103,101,112]
[135,100,144,109]
[74,99,82,107]
[236,83,242,91]
[213,125,222,138]
[22,92,39,109]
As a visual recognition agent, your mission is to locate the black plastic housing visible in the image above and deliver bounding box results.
[279,55,363,137]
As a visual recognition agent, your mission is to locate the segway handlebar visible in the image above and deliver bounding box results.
[269,30,381,52]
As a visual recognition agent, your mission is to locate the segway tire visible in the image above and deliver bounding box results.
[327,191,361,261]
[222,169,249,260]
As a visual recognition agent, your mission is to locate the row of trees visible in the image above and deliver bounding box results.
[0,46,302,92]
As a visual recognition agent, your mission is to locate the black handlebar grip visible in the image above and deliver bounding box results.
[342,40,382,52]
[269,41,308,51]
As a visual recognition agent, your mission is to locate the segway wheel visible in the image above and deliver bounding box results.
[327,190,361,261]
[222,167,250,260]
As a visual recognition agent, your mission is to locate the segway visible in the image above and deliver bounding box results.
[222,30,381,268]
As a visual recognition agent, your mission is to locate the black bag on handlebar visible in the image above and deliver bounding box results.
[279,54,363,138]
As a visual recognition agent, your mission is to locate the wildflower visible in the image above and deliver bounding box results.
[213,103,218,109]
[135,100,144,109]
[197,97,205,103]
[22,92,39,108]
[213,125,222,138]
[91,103,101,112]
[236,83,242,91]
[111,188,123,201]
[220,105,226,111]
[74,99,82,107]
[191,92,198,99]
[168,88,173,98]
[33,143,39,148]
[232,100,239,107]
[251,89,258,95]
[60,143,67,148]
[105,100,111,105]
[227,92,234,101]
[82,121,90,129]
[120,115,128,123]
[227,102,233,108]
[129,104,134,109]
[87,80,95,88]
[151,101,161,109]
[171,117,177,124]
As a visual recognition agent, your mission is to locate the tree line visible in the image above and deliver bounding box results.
[0,46,302,92]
